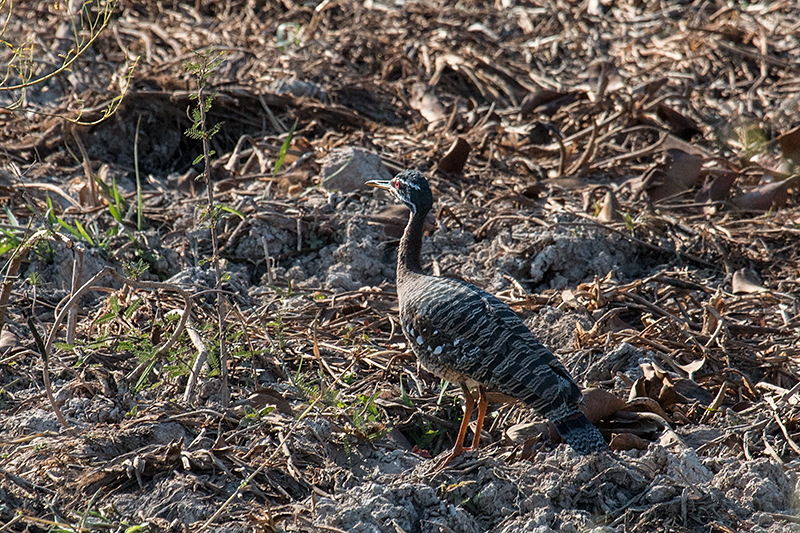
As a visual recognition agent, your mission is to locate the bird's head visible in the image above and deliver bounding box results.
[366,170,433,216]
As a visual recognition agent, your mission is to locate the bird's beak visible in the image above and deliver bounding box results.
[365,179,392,190]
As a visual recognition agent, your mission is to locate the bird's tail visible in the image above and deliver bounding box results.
[554,411,607,454]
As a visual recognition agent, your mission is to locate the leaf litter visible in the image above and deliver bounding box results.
[1,1,800,532]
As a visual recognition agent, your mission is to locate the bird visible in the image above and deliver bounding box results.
[366,170,607,465]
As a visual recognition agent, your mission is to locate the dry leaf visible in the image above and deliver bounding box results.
[581,387,626,423]
[777,125,800,165]
[701,291,725,334]
[676,357,705,380]
[438,137,470,174]
[247,388,293,415]
[732,268,767,294]
[695,172,737,211]
[631,77,668,99]
[520,89,570,117]
[630,376,647,401]
[504,421,549,445]
[0,330,18,354]
[633,362,712,407]
[656,104,701,140]
[641,148,704,202]
[657,384,690,407]
[732,179,788,212]
[670,379,713,406]
[610,432,650,451]
[597,189,623,222]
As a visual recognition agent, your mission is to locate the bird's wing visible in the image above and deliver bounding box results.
[404,277,582,418]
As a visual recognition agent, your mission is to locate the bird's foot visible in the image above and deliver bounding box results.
[431,451,458,471]
[430,446,477,471]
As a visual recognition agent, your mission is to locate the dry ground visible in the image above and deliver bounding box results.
[2,1,800,532]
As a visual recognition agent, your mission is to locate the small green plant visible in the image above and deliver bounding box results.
[274,120,297,177]
[26,271,42,287]
[92,173,128,225]
[238,405,276,428]
[1,1,136,124]
[399,376,414,408]
[124,259,149,280]
[197,203,245,235]
[306,231,324,250]
[622,211,635,233]
[184,50,225,149]
[268,312,286,349]
[163,357,193,379]
[349,391,389,442]
[55,214,97,246]
[293,364,319,399]
[736,124,768,161]
[42,193,129,251]
[0,207,25,256]
[184,47,231,406]
[396,379,453,451]
[95,295,120,325]
[122,335,158,393]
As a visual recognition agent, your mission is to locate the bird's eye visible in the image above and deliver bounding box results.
[394,181,400,189]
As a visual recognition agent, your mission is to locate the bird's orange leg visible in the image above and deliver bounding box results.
[470,385,488,450]
[433,383,474,469]
[452,383,475,457]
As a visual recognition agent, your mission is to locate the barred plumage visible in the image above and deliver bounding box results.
[367,170,606,462]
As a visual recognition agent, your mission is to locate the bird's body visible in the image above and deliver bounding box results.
[367,170,606,460]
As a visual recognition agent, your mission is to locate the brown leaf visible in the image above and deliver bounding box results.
[504,421,548,445]
[670,378,714,406]
[640,361,667,381]
[604,313,632,332]
[656,104,702,140]
[609,432,650,451]
[701,291,725,336]
[676,357,705,379]
[630,376,648,401]
[695,171,737,208]
[658,383,690,406]
[485,391,519,405]
[520,89,569,117]
[777,125,800,164]
[633,362,712,407]
[0,330,18,354]
[732,268,767,294]
[247,387,293,415]
[631,77,669,99]
[732,401,755,411]
[732,179,788,212]
[581,387,626,423]
[438,137,471,174]
[641,149,704,202]
[597,189,623,222]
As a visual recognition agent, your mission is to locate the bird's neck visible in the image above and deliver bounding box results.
[397,208,426,280]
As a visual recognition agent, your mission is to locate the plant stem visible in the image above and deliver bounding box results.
[198,82,229,407]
